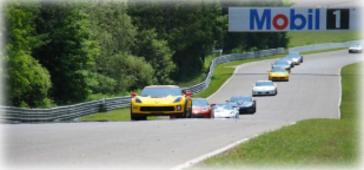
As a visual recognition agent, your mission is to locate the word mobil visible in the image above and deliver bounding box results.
[249,9,320,30]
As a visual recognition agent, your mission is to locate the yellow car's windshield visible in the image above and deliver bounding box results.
[271,67,287,73]
[141,87,182,97]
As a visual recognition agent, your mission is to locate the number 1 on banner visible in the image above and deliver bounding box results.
[326,9,349,30]
[333,10,341,28]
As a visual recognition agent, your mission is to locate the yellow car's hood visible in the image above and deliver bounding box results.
[136,96,182,105]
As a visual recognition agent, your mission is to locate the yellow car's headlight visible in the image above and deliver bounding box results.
[174,97,182,103]
[176,105,182,111]
[135,98,142,103]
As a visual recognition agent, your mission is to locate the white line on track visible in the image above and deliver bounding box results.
[337,67,343,119]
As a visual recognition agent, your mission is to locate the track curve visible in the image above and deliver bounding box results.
[2,50,363,169]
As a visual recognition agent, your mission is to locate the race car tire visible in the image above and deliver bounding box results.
[130,107,147,121]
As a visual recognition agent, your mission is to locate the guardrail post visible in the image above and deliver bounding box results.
[99,98,107,112]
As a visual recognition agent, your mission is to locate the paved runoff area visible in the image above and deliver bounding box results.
[2,50,363,169]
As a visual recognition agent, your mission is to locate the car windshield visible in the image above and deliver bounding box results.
[230,96,251,102]
[193,99,209,107]
[274,60,288,65]
[271,67,286,72]
[282,58,292,62]
[288,52,300,57]
[141,87,182,97]
[215,104,234,110]
[256,81,273,86]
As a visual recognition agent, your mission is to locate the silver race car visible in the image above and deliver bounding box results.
[348,44,362,53]
[287,52,303,65]
[252,80,277,96]
[212,103,239,119]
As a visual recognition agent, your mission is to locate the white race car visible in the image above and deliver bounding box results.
[212,103,239,119]
[252,80,277,96]
[348,44,362,53]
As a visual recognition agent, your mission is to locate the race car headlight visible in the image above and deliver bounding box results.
[202,107,209,112]
[176,105,182,111]
[135,98,142,103]
[244,102,253,106]
[174,97,182,103]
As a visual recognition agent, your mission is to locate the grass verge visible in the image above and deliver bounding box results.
[80,107,160,121]
[195,62,363,168]
[301,48,346,55]
[287,32,360,47]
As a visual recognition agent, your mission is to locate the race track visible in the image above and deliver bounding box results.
[2,50,363,170]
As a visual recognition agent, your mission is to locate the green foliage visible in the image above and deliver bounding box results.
[6,52,52,108]
[86,2,156,94]
[103,52,155,92]
[4,1,291,107]
[88,2,136,56]
[32,2,99,104]
[128,1,225,81]
[5,3,52,107]
[132,29,175,84]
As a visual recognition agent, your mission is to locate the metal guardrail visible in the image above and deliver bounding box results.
[0,96,131,123]
[1,40,361,123]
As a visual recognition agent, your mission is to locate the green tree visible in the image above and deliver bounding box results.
[104,52,155,92]
[5,2,52,107]
[128,1,225,81]
[86,2,146,94]
[132,29,175,84]
[32,2,99,104]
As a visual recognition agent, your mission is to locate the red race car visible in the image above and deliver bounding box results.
[191,98,212,118]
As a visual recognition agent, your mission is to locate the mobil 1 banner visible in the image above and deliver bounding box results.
[229,7,360,32]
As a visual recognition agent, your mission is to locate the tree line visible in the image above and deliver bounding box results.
[4,0,288,108]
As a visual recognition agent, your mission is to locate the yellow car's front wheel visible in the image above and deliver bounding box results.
[130,106,147,121]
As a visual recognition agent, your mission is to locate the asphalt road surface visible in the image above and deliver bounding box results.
[2,50,363,170]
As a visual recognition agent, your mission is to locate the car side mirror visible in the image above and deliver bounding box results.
[184,90,193,97]
[131,91,137,98]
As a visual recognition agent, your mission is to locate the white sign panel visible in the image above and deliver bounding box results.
[229,7,359,32]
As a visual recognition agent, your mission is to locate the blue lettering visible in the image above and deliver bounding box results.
[307,9,313,29]
[290,9,306,30]
[250,9,271,30]
[315,9,320,29]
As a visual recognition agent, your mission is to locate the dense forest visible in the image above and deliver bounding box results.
[4,0,288,108]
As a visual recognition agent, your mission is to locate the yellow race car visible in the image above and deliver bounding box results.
[268,67,289,81]
[130,85,192,120]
